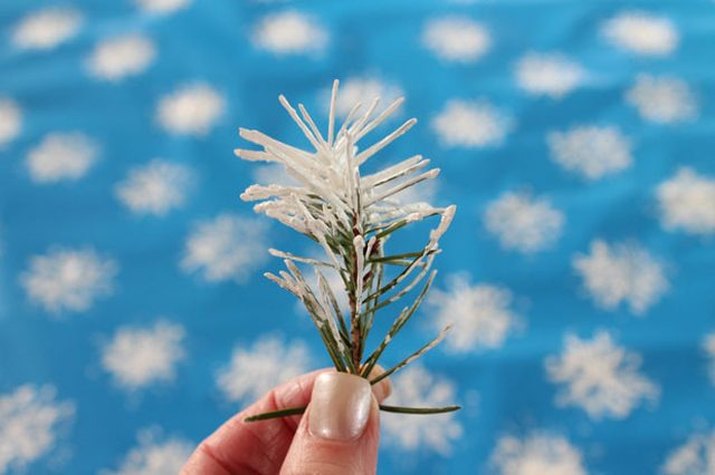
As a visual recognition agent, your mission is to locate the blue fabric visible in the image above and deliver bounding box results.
[1,1,715,474]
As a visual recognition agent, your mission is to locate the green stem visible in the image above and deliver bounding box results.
[378,404,461,415]
[244,406,307,422]
[244,404,460,422]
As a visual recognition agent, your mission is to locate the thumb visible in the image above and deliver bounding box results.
[280,372,381,475]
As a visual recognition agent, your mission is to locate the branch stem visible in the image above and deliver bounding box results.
[244,404,461,422]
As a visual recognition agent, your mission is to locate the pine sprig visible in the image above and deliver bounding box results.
[237,80,458,421]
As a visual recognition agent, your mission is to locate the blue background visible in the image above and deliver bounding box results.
[1,1,714,474]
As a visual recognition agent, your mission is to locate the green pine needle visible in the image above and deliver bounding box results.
[245,404,461,423]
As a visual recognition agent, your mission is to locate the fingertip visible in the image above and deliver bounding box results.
[188,368,334,475]
[280,372,380,474]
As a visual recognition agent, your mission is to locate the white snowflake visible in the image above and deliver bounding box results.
[491,433,587,475]
[180,213,269,283]
[432,99,511,149]
[252,11,328,55]
[216,336,311,402]
[101,321,186,391]
[0,385,74,473]
[12,8,83,50]
[422,16,491,63]
[704,333,715,387]
[547,126,632,180]
[115,159,194,216]
[573,240,668,315]
[626,75,697,124]
[135,0,191,14]
[0,98,22,148]
[515,53,585,99]
[156,83,225,136]
[382,365,462,454]
[26,132,99,183]
[656,167,715,236]
[484,191,564,253]
[545,331,659,420]
[87,34,156,82]
[21,247,117,314]
[427,274,520,353]
[103,429,193,475]
[661,430,715,475]
[602,11,678,56]
[330,76,404,118]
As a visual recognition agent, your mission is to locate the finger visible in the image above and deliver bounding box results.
[280,372,381,475]
[182,368,391,475]
[182,369,325,475]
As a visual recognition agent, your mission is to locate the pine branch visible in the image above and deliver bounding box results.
[238,79,459,420]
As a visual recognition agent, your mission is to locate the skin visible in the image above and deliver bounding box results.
[182,369,391,475]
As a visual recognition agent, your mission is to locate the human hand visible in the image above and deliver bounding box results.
[182,368,392,474]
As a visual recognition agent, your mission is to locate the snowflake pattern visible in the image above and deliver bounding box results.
[432,99,511,148]
[134,0,191,14]
[103,429,193,475]
[656,168,715,236]
[12,8,83,50]
[252,11,328,55]
[216,336,312,402]
[87,34,156,82]
[0,385,74,473]
[20,247,117,314]
[156,83,225,136]
[602,11,678,57]
[545,331,659,420]
[484,191,564,253]
[626,75,697,124]
[491,433,587,475]
[180,213,269,283]
[573,240,669,315]
[26,132,99,183]
[115,159,194,216]
[515,53,585,99]
[427,274,520,353]
[422,16,491,63]
[547,126,632,180]
[101,321,186,391]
